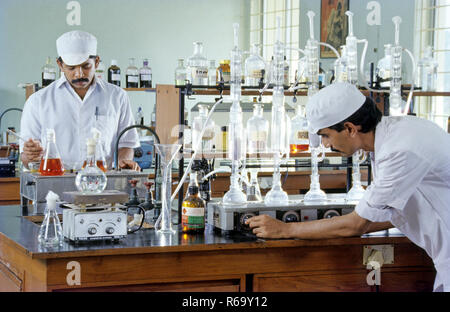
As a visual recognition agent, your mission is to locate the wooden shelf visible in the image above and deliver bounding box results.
[182,151,343,159]
[124,88,156,92]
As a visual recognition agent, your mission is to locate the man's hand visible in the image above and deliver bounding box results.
[21,139,43,166]
[246,214,293,239]
[118,159,141,171]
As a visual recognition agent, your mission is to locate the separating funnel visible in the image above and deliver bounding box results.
[154,143,181,234]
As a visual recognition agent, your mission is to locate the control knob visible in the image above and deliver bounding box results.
[88,227,97,235]
[282,210,300,223]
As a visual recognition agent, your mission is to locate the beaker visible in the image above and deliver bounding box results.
[154,143,181,234]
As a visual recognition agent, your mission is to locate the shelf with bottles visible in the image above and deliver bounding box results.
[181,150,343,160]
[124,87,156,92]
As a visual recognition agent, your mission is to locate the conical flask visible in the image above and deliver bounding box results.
[154,143,181,234]
[38,191,63,247]
[39,128,64,176]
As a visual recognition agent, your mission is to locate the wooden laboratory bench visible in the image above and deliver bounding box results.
[0,205,435,292]
[0,176,20,205]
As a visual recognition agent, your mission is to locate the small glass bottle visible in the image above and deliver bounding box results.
[175,58,187,86]
[187,42,208,85]
[208,60,217,86]
[216,60,231,84]
[221,126,228,152]
[42,56,56,87]
[136,106,144,125]
[247,102,269,154]
[126,58,139,88]
[192,105,215,153]
[95,60,105,81]
[336,46,348,83]
[108,59,121,86]
[376,44,393,88]
[417,46,438,91]
[283,55,290,87]
[38,191,63,247]
[151,104,156,128]
[39,128,64,176]
[245,44,266,87]
[182,172,206,234]
[139,59,152,88]
[290,104,309,153]
[75,137,107,193]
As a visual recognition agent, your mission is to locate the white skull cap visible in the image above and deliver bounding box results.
[56,30,97,66]
[306,82,366,134]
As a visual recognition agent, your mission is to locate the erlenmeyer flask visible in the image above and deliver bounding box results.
[154,143,181,234]
[38,191,63,247]
[39,128,64,176]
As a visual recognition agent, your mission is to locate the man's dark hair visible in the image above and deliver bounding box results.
[57,55,97,64]
[328,96,382,133]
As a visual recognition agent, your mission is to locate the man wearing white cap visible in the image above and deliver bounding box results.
[247,82,450,291]
[20,30,140,170]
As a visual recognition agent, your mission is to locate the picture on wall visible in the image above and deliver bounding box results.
[320,0,349,58]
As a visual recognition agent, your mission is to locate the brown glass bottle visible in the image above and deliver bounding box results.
[108,60,121,86]
[181,184,206,234]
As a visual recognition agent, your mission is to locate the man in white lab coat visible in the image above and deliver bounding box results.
[20,30,140,171]
[246,82,450,291]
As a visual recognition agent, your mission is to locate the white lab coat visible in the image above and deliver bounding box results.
[19,75,139,169]
[355,116,450,292]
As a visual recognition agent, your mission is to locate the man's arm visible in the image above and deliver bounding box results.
[246,211,387,239]
[118,147,140,171]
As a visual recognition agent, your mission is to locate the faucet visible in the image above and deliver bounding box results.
[0,108,23,144]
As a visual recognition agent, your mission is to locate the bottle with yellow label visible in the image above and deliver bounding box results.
[181,172,206,234]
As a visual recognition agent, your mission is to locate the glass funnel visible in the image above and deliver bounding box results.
[346,149,367,201]
[154,143,181,234]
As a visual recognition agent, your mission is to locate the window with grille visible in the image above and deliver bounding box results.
[414,0,450,131]
[250,0,300,84]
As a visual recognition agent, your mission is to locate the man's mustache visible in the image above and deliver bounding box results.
[331,147,343,153]
[72,78,89,84]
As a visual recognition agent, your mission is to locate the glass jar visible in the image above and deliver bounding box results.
[175,58,186,86]
[187,42,208,85]
[247,103,269,154]
[216,60,231,85]
[245,44,266,87]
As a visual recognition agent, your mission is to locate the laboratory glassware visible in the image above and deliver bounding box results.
[192,104,215,153]
[75,136,107,194]
[417,46,438,91]
[38,191,63,247]
[346,149,367,201]
[245,44,266,86]
[175,58,186,86]
[95,60,105,80]
[139,59,152,88]
[208,60,217,86]
[39,128,64,176]
[304,139,327,203]
[289,104,309,153]
[376,44,393,88]
[126,58,139,88]
[42,56,57,87]
[108,59,121,86]
[247,103,269,155]
[182,172,206,233]
[187,42,209,85]
[154,143,181,234]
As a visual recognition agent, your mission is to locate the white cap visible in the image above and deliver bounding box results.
[56,31,97,66]
[306,82,366,134]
